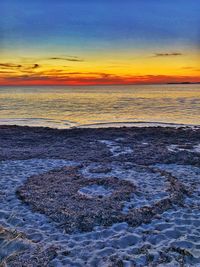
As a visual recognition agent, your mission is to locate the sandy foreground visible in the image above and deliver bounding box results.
[0,125,200,266]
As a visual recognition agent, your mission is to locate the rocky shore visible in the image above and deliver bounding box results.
[0,125,200,266]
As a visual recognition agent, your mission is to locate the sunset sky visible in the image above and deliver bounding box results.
[0,0,200,85]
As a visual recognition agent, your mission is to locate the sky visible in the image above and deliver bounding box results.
[0,0,200,86]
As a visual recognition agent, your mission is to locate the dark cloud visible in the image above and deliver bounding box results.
[16,56,84,63]
[0,70,16,74]
[0,63,22,68]
[32,64,40,69]
[0,63,40,70]
[153,52,183,57]
[48,56,84,62]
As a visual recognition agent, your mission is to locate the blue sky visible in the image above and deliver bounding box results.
[1,0,200,49]
[0,0,199,85]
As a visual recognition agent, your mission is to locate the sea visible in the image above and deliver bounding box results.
[0,84,199,128]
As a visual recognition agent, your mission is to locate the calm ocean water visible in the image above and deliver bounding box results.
[0,84,200,128]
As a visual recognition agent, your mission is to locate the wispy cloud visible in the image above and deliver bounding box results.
[0,63,41,71]
[48,56,84,62]
[0,63,22,69]
[181,66,194,69]
[153,52,183,57]
[180,66,200,71]
[2,71,200,86]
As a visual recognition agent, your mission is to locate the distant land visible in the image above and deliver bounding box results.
[167,82,200,85]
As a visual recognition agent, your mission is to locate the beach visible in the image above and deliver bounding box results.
[0,125,200,266]
[1,0,200,265]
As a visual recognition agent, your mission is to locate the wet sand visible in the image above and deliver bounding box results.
[0,125,200,266]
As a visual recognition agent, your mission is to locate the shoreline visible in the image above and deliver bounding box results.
[76,121,200,129]
[0,119,200,130]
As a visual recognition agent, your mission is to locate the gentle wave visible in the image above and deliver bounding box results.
[0,84,200,128]
[77,121,200,129]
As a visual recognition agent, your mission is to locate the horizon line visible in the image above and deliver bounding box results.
[0,82,200,87]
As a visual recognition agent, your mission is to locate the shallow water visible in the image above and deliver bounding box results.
[0,84,200,128]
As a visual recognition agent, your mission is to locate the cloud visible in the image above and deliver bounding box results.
[0,71,17,74]
[0,63,40,71]
[32,64,40,69]
[48,56,84,62]
[153,52,183,57]
[181,66,194,69]
[181,66,200,71]
[2,71,199,86]
[55,71,115,77]
[0,63,22,69]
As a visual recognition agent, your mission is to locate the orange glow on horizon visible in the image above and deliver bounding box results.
[0,75,199,86]
[0,49,199,86]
